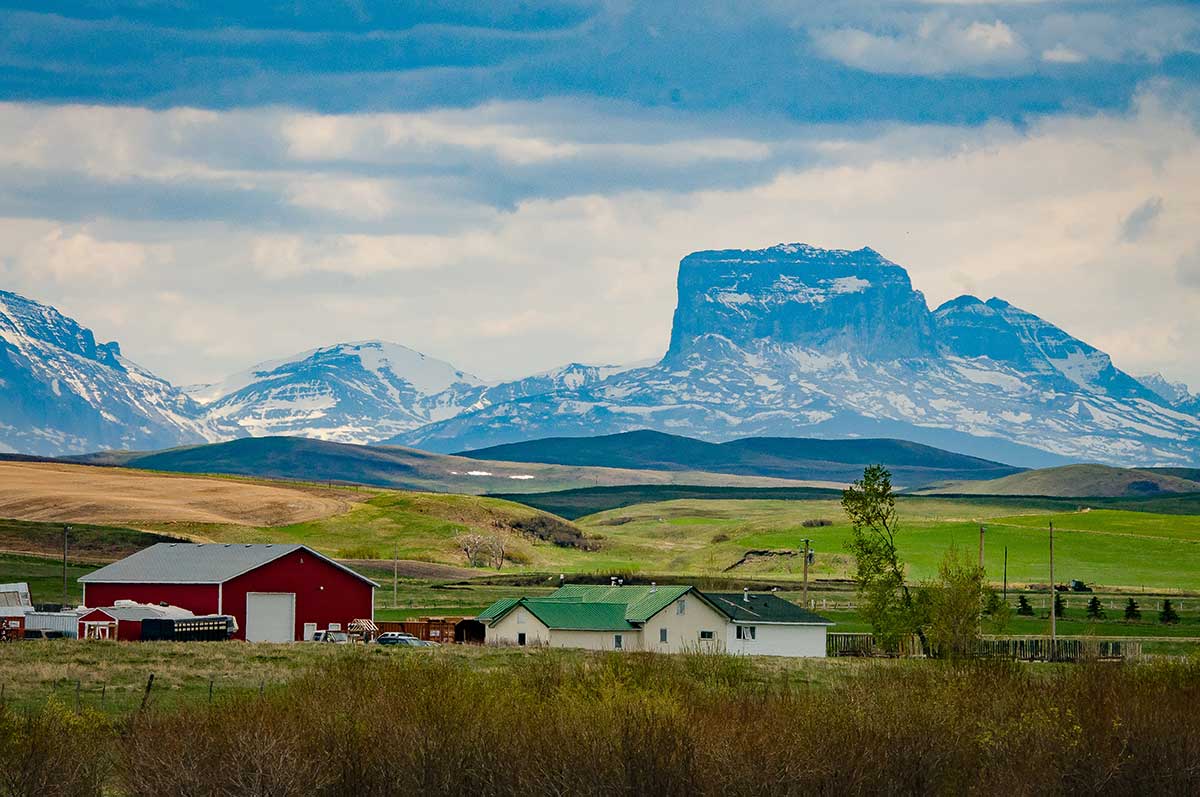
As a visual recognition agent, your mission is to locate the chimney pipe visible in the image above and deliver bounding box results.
[743,587,750,602]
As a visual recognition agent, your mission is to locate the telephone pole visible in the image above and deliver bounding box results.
[801,538,811,608]
[1002,546,1008,601]
[978,525,985,570]
[62,525,70,608]
[393,542,399,609]
[1049,520,1056,659]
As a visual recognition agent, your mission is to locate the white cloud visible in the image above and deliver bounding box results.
[1041,44,1086,64]
[813,15,1028,76]
[0,84,1197,392]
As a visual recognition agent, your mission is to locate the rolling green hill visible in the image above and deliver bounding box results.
[461,430,1022,487]
[71,436,829,495]
[920,464,1200,498]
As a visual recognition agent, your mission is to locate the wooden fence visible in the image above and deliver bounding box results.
[828,632,1142,661]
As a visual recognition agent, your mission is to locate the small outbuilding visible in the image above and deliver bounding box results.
[80,543,377,642]
[78,601,195,641]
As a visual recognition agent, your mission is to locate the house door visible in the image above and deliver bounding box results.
[518,632,527,646]
[245,592,296,642]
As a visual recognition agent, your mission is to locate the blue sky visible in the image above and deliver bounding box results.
[1,1,1198,387]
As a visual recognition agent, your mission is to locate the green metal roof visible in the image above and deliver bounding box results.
[703,592,834,625]
[476,598,521,622]
[549,584,693,622]
[477,586,699,630]
[522,599,633,631]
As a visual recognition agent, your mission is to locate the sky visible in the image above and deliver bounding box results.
[1,0,1198,388]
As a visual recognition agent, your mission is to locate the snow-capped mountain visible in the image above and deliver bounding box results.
[393,244,1200,467]
[0,290,230,456]
[1137,373,1200,416]
[186,343,637,445]
[6,243,1200,465]
[188,341,486,444]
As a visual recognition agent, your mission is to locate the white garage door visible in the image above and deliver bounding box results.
[245,592,296,642]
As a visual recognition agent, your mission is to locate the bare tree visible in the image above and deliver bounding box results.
[454,533,489,567]
[486,535,508,570]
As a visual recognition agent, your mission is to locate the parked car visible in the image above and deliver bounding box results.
[311,630,351,644]
[376,632,435,647]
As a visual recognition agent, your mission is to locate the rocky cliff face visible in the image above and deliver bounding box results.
[666,244,937,361]
[0,290,229,455]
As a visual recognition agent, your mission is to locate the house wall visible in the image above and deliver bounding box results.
[487,607,550,645]
[725,622,828,658]
[221,550,374,642]
[82,583,219,617]
[642,594,728,654]
[550,629,642,651]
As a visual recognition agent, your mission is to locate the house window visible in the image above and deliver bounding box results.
[516,610,526,625]
[614,634,623,650]
[699,630,715,641]
[736,626,757,641]
[676,599,687,615]
[517,633,527,646]
[659,628,668,643]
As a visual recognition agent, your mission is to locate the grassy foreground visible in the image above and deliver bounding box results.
[4,645,1200,795]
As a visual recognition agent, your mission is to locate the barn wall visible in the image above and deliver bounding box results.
[83,583,219,617]
[222,550,374,642]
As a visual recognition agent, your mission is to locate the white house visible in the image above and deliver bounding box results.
[479,584,833,657]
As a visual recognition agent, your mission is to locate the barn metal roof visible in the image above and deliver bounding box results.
[79,543,379,587]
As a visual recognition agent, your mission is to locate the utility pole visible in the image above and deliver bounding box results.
[62,524,70,608]
[801,538,811,608]
[1003,546,1008,601]
[1049,520,1056,660]
[392,542,398,608]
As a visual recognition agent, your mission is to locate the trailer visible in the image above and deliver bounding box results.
[140,614,238,641]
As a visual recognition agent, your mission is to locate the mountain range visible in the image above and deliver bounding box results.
[4,243,1199,467]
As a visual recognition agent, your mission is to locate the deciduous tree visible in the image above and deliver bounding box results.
[842,465,926,652]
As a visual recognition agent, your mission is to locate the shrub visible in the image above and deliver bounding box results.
[710,533,730,543]
[110,653,1200,795]
[801,519,833,528]
[0,699,113,797]
[1160,599,1181,624]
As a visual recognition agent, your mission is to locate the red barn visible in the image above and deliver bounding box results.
[80,543,377,642]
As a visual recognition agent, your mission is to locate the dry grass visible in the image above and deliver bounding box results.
[5,645,1200,795]
[0,462,360,528]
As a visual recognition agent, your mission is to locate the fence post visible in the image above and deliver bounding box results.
[101,684,106,706]
[75,680,81,714]
[139,673,155,713]
[209,678,214,703]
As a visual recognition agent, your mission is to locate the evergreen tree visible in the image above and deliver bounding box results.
[1124,598,1141,621]
[1016,595,1035,616]
[1054,591,1066,618]
[1086,595,1105,620]
[1159,599,1180,624]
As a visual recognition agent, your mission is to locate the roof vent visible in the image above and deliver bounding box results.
[743,587,750,603]
[650,582,657,593]
[224,544,231,548]
[618,578,624,586]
